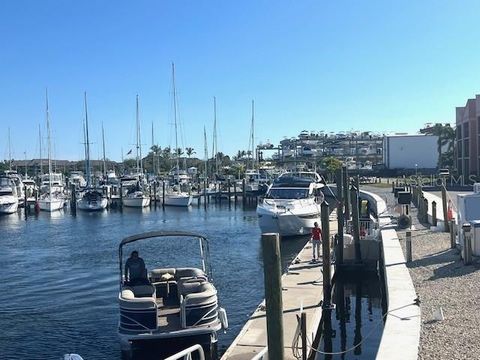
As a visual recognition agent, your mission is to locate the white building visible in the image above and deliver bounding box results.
[383,134,438,169]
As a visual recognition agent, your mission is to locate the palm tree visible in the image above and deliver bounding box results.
[185,147,195,158]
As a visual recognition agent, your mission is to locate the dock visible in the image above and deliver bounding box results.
[222,216,338,360]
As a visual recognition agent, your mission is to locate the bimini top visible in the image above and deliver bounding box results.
[272,176,316,188]
[119,230,208,248]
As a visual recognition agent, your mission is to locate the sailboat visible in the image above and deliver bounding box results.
[122,95,151,208]
[164,63,192,207]
[38,90,64,212]
[77,92,108,211]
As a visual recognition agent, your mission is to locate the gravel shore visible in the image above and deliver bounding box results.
[364,184,480,360]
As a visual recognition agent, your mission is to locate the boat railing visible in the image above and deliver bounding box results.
[164,344,205,360]
[251,347,268,360]
[346,216,379,240]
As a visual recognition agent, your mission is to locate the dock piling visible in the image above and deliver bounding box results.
[450,220,456,249]
[335,169,344,265]
[162,181,165,209]
[24,184,28,220]
[441,182,450,232]
[432,201,437,227]
[406,231,412,263]
[261,233,285,360]
[350,185,362,263]
[70,184,76,216]
[321,201,332,307]
[342,166,350,220]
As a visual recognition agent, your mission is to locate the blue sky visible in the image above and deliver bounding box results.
[2,0,480,162]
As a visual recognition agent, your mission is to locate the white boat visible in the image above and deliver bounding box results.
[164,191,193,207]
[22,178,38,206]
[38,89,64,212]
[123,190,150,207]
[4,170,25,206]
[38,193,64,212]
[163,63,193,207]
[0,176,19,214]
[70,171,87,189]
[242,169,269,192]
[77,93,108,212]
[256,172,325,237]
[40,172,65,194]
[121,96,150,208]
[118,231,228,352]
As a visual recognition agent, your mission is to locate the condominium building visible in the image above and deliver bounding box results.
[456,96,480,177]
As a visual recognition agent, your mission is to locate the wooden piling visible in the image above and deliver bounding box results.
[24,184,28,220]
[261,233,285,360]
[234,181,238,204]
[242,178,246,209]
[162,181,165,208]
[203,179,207,210]
[342,166,350,221]
[441,182,450,232]
[335,169,344,265]
[228,178,231,209]
[70,183,76,215]
[450,220,455,249]
[321,201,332,307]
[350,185,362,263]
[406,231,412,263]
[432,201,437,227]
[153,181,157,209]
[423,198,429,224]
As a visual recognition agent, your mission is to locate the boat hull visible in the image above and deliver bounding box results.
[77,198,108,211]
[123,196,150,208]
[257,205,320,237]
[38,198,64,212]
[164,194,192,207]
[0,200,19,214]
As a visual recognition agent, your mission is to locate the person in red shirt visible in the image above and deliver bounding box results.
[311,222,322,262]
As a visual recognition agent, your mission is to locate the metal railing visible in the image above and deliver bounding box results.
[164,344,205,360]
[346,217,379,240]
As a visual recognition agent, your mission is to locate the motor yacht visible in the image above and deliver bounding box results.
[0,176,19,214]
[256,172,325,237]
[118,231,228,354]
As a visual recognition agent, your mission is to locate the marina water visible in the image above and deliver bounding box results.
[0,204,308,359]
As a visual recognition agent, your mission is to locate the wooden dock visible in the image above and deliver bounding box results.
[222,217,338,360]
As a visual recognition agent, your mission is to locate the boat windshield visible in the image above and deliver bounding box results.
[266,188,310,199]
[0,189,13,196]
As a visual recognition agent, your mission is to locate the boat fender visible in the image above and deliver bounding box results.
[218,307,228,330]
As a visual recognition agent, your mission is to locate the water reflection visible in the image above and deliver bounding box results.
[316,272,386,359]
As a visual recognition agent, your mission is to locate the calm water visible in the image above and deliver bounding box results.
[0,203,308,360]
[315,272,386,360]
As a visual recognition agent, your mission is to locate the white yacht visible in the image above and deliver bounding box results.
[0,176,19,214]
[164,187,193,207]
[38,90,64,212]
[256,172,325,237]
[121,96,150,208]
[242,169,269,192]
[22,178,37,206]
[118,231,228,353]
[69,171,87,189]
[77,93,108,212]
[4,170,25,207]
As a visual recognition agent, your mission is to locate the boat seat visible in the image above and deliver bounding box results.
[150,268,176,282]
[180,283,218,328]
[177,278,208,297]
[182,283,217,307]
[125,284,156,298]
[175,268,206,281]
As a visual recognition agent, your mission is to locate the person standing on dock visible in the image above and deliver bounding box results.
[311,222,322,262]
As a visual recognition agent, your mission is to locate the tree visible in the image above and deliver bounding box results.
[322,156,343,176]
[185,147,195,158]
[427,124,455,168]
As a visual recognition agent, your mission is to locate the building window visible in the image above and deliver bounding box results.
[464,139,470,157]
[464,160,470,177]
[463,122,470,139]
[457,125,462,140]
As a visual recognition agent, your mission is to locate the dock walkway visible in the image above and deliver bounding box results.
[222,216,338,360]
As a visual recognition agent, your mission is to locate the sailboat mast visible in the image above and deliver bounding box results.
[172,63,180,173]
[39,124,43,175]
[135,95,140,174]
[213,97,218,174]
[102,123,106,177]
[45,89,52,197]
[8,127,12,171]
[84,92,91,188]
[204,126,208,179]
[251,100,255,169]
